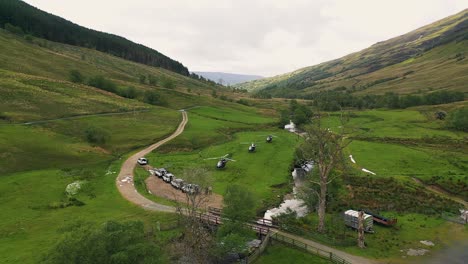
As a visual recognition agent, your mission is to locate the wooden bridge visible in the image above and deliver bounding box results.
[194,210,271,235]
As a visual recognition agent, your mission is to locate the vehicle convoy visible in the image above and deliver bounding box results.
[344,210,374,233]
[171,178,185,189]
[137,157,148,165]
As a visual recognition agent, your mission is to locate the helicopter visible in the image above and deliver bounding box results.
[204,154,236,169]
[241,142,258,152]
[265,134,278,143]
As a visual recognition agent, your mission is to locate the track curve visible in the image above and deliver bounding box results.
[115,110,187,213]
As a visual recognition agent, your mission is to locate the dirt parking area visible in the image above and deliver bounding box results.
[145,175,223,210]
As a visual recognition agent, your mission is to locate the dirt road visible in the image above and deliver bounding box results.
[115,110,187,213]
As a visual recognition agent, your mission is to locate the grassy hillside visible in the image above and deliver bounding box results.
[237,9,468,98]
[322,106,468,200]
[0,25,285,263]
[0,0,188,75]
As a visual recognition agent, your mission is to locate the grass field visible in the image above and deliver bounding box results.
[0,159,180,263]
[321,108,468,198]
[145,107,299,212]
[338,213,468,262]
[256,243,330,264]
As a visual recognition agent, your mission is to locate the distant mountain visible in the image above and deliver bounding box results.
[236,9,468,98]
[194,72,263,86]
[0,0,189,75]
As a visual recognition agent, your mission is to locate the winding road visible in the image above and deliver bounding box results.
[116,110,187,213]
[115,110,377,264]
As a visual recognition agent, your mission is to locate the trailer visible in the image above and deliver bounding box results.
[344,210,374,233]
[364,211,398,226]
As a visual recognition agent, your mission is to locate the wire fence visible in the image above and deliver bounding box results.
[269,232,352,264]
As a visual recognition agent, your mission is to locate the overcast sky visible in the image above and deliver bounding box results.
[24,0,466,77]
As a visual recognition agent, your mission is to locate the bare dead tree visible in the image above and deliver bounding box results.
[299,110,353,233]
[173,168,215,264]
[357,211,365,248]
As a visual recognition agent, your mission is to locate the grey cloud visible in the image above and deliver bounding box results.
[24,0,467,76]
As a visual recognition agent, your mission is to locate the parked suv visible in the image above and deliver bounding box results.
[162,173,174,183]
[154,168,168,178]
[137,157,148,165]
[171,178,185,189]
[182,184,199,194]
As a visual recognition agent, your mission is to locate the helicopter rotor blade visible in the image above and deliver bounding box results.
[204,157,223,160]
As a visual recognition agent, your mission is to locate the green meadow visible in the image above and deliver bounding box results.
[146,106,301,211]
[322,108,467,198]
[256,243,331,264]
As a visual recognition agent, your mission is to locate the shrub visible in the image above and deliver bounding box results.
[139,74,146,84]
[4,23,24,35]
[435,111,447,120]
[0,112,11,122]
[84,126,110,145]
[148,74,158,86]
[160,77,175,89]
[448,107,468,132]
[118,86,137,99]
[87,75,117,93]
[143,90,166,106]
[42,221,162,263]
[237,99,250,106]
[68,70,84,83]
[24,34,33,42]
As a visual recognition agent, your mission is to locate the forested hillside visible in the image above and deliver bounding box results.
[0,0,189,75]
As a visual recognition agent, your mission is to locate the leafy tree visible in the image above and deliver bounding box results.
[216,185,256,257]
[68,70,84,84]
[222,185,256,223]
[280,100,313,126]
[42,221,163,264]
[298,112,352,233]
[119,86,137,99]
[87,75,117,93]
[448,107,468,132]
[143,90,166,106]
[84,126,110,145]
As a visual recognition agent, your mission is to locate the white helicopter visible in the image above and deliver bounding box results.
[241,142,258,152]
[265,134,278,143]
